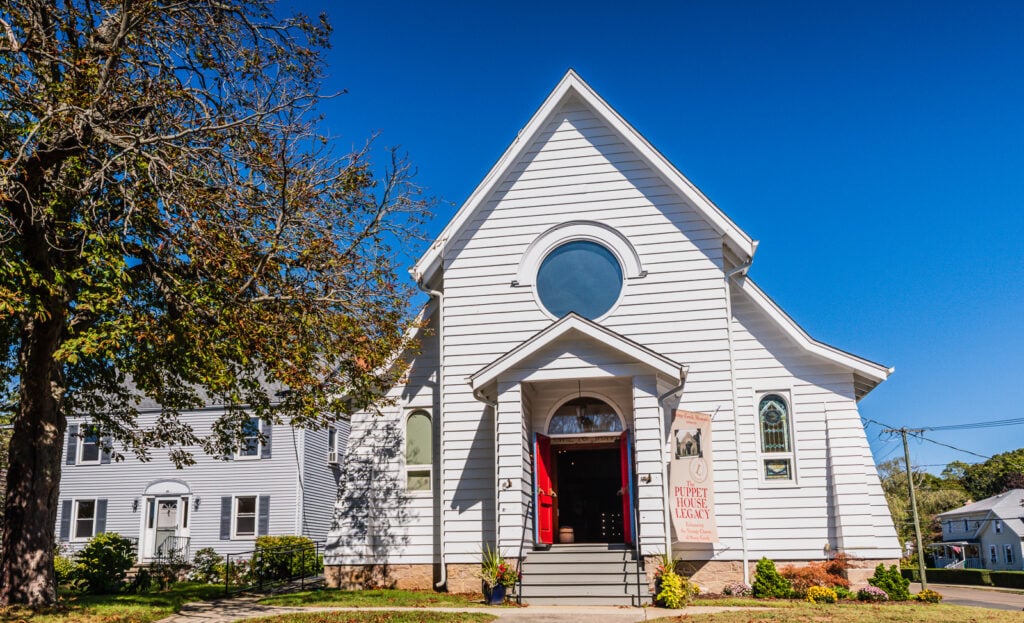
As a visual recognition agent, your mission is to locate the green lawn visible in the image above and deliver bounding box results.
[248,613,494,623]
[0,583,226,623]
[259,589,484,608]
[649,602,1022,623]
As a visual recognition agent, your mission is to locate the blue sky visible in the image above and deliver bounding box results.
[284,1,1024,473]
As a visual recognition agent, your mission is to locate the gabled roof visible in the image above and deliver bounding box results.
[412,69,756,284]
[469,313,686,391]
[937,489,1024,519]
[736,276,893,399]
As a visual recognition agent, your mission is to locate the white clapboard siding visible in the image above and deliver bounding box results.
[324,309,440,566]
[57,409,325,558]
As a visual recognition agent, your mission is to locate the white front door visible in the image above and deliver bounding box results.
[140,496,189,560]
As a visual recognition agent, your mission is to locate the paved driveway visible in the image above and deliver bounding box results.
[911,582,1024,611]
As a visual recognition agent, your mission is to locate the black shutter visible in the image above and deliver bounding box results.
[59,500,72,541]
[257,495,270,536]
[261,422,272,459]
[100,436,112,464]
[220,497,232,540]
[95,499,107,535]
[65,424,78,465]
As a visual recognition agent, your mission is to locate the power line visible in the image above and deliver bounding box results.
[924,417,1024,432]
[863,417,993,462]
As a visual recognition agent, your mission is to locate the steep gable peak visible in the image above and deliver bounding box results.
[411,69,756,284]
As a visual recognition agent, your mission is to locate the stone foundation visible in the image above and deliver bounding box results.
[643,557,902,593]
[324,563,486,595]
[845,558,900,586]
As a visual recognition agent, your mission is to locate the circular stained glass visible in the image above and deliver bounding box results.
[536,240,623,319]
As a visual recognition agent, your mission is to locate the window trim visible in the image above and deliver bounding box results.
[403,409,433,496]
[1005,544,1014,565]
[234,417,263,460]
[990,544,998,564]
[753,389,798,487]
[77,424,101,465]
[232,495,258,539]
[995,519,1002,534]
[73,498,98,542]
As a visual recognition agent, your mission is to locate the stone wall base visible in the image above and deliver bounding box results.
[324,563,485,595]
[643,557,902,594]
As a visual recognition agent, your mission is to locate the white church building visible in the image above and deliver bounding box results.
[323,70,900,603]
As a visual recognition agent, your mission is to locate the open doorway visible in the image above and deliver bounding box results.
[554,446,623,543]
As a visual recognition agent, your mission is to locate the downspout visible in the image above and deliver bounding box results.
[724,247,755,583]
[471,387,500,554]
[416,276,446,590]
[658,366,690,558]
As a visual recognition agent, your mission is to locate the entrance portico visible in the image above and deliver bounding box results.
[469,313,687,558]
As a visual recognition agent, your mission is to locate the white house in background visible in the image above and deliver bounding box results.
[57,404,349,562]
[323,70,900,603]
[931,489,1024,571]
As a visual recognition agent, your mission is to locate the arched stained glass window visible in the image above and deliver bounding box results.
[405,411,432,491]
[758,395,791,453]
[548,397,623,435]
[536,240,623,319]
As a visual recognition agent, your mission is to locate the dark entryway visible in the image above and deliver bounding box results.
[554,447,623,543]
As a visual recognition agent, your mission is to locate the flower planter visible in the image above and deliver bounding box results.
[483,582,507,605]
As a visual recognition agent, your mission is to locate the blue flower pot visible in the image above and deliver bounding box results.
[484,582,506,605]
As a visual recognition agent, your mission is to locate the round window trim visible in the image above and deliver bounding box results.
[542,391,626,436]
[536,240,623,320]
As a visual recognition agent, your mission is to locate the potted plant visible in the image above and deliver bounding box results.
[480,544,519,605]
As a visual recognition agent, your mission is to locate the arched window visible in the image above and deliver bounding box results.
[405,410,432,492]
[758,394,795,482]
[548,397,623,435]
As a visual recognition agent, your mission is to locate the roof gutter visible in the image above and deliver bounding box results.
[415,276,447,591]
[724,244,756,584]
[657,364,690,557]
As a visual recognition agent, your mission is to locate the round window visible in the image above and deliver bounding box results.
[536,240,623,319]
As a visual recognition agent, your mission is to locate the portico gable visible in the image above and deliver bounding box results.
[471,313,686,556]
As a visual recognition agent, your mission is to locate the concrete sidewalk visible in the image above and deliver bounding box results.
[157,595,763,623]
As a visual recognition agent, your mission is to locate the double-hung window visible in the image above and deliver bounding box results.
[1006,544,1015,565]
[757,393,795,482]
[237,417,261,459]
[74,499,97,540]
[79,425,101,464]
[995,520,1002,534]
[234,496,257,537]
[990,544,998,565]
[405,410,432,492]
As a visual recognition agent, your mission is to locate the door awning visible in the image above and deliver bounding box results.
[469,313,686,391]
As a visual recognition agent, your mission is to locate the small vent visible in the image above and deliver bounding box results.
[327,451,339,465]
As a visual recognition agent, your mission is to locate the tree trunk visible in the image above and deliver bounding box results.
[0,314,65,606]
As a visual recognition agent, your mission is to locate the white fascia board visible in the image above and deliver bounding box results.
[411,69,756,284]
[469,313,684,390]
[737,277,892,384]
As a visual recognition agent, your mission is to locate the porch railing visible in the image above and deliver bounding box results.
[155,536,190,563]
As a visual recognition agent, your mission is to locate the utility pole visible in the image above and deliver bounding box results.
[884,427,927,590]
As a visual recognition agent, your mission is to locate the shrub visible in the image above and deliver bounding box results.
[189,548,225,583]
[54,554,79,585]
[833,585,853,600]
[780,561,850,592]
[805,586,837,604]
[752,558,792,599]
[253,535,322,581]
[857,585,889,602]
[722,581,752,596]
[990,571,1024,589]
[915,588,942,603]
[925,568,993,586]
[75,533,136,594]
[868,564,910,601]
[654,569,698,608]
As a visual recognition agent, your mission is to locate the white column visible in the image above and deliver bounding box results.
[633,374,667,555]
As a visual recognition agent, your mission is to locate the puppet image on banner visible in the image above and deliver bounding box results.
[669,410,718,543]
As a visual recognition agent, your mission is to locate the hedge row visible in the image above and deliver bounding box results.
[900,567,1024,588]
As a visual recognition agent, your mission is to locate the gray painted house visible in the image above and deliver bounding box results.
[932,489,1024,571]
[56,407,348,562]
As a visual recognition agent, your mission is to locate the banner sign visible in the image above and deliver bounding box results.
[669,410,718,543]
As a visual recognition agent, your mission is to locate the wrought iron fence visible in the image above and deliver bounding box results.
[224,541,323,594]
[155,536,190,563]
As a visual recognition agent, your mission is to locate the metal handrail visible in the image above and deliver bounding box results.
[225,540,323,594]
[515,494,533,605]
[155,535,190,562]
